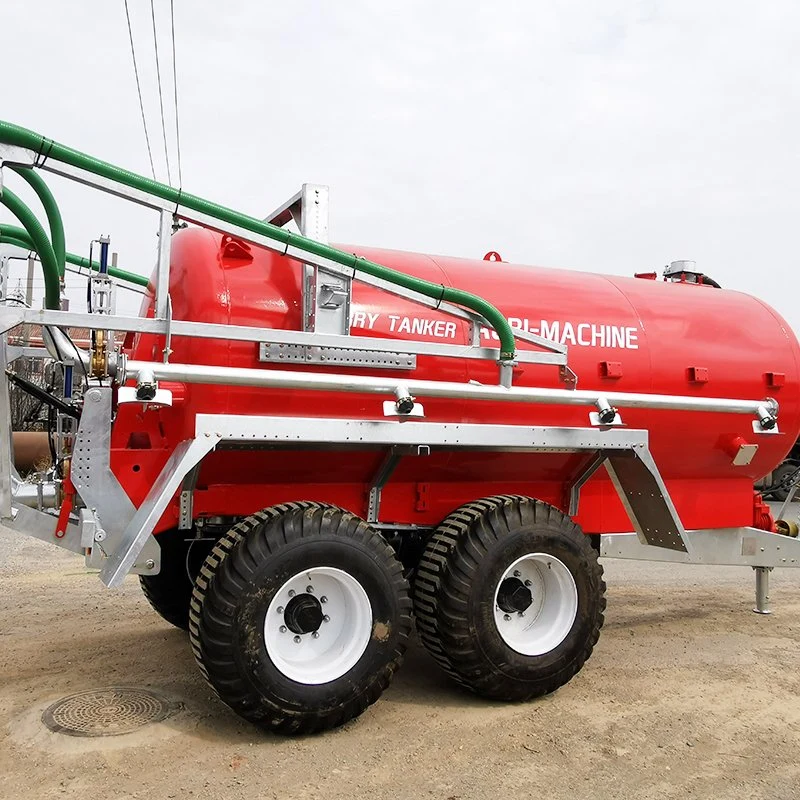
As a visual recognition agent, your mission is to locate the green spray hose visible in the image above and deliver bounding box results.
[0,225,149,288]
[0,234,33,252]
[0,120,516,359]
[0,190,61,308]
[7,166,66,276]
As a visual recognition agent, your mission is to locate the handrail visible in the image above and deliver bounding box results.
[0,120,517,359]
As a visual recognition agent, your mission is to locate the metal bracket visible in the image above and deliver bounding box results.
[568,451,608,516]
[99,435,218,588]
[367,445,430,523]
[259,342,416,370]
[604,448,689,552]
[178,462,201,531]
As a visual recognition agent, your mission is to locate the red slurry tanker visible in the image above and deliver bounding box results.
[1,120,799,735]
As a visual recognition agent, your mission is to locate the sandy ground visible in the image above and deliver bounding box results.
[2,524,800,800]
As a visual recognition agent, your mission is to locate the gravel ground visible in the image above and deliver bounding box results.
[2,520,800,800]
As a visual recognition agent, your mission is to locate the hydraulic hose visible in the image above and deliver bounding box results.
[0,188,61,308]
[8,166,65,276]
[0,120,517,358]
[0,227,148,287]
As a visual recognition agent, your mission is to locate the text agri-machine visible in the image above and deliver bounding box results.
[1,120,799,735]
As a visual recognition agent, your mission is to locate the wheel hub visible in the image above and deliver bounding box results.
[284,593,324,634]
[492,554,578,656]
[496,577,533,614]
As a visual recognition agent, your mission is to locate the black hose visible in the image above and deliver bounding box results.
[5,369,80,418]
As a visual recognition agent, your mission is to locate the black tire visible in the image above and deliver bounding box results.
[413,495,605,701]
[769,461,798,502]
[139,529,214,630]
[189,502,412,735]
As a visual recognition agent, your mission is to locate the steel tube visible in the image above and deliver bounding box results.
[125,359,774,416]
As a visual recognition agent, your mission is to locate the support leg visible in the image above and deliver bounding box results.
[753,566,773,615]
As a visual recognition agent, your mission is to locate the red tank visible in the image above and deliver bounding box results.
[111,228,800,535]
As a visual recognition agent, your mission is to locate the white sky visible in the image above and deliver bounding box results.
[2,1,799,328]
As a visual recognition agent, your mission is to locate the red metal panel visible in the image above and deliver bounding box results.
[110,229,800,536]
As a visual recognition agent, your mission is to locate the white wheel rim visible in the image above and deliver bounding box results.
[264,567,372,685]
[493,554,578,656]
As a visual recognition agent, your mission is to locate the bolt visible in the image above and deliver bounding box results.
[306,585,314,593]
[288,589,296,597]
[323,615,330,623]
[293,636,301,644]
[145,559,155,570]
[279,625,287,633]
[503,614,511,621]
[320,596,328,604]
[312,631,320,639]
[277,606,284,614]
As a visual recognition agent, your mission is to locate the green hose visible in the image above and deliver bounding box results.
[0,189,61,308]
[0,234,34,252]
[66,253,149,287]
[0,226,148,288]
[0,120,516,358]
[7,166,66,276]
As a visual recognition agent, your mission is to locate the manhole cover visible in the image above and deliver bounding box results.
[42,688,177,737]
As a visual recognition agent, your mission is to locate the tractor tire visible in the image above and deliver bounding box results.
[413,495,605,701]
[139,529,214,630]
[770,461,798,502]
[189,502,412,735]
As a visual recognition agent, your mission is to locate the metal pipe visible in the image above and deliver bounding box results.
[125,359,776,417]
[0,188,60,308]
[0,120,517,358]
[41,326,90,372]
[7,166,66,276]
[11,471,57,509]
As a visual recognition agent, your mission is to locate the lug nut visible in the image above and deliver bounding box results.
[312,631,320,639]
[293,635,301,644]
[503,614,511,621]
[323,615,330,623]
[524,580,532,587]
[513,570,521,577]
[306,585,314,593]
[320,596,328,604]
[279,625,287,633]
[288,589,296,597]
[277,606,284,614]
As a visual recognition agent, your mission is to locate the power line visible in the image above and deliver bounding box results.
[150,0,173,185]
[170,0,183,187]
[123,0,157,180]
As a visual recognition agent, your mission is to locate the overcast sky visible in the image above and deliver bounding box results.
[2,1,799,329]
